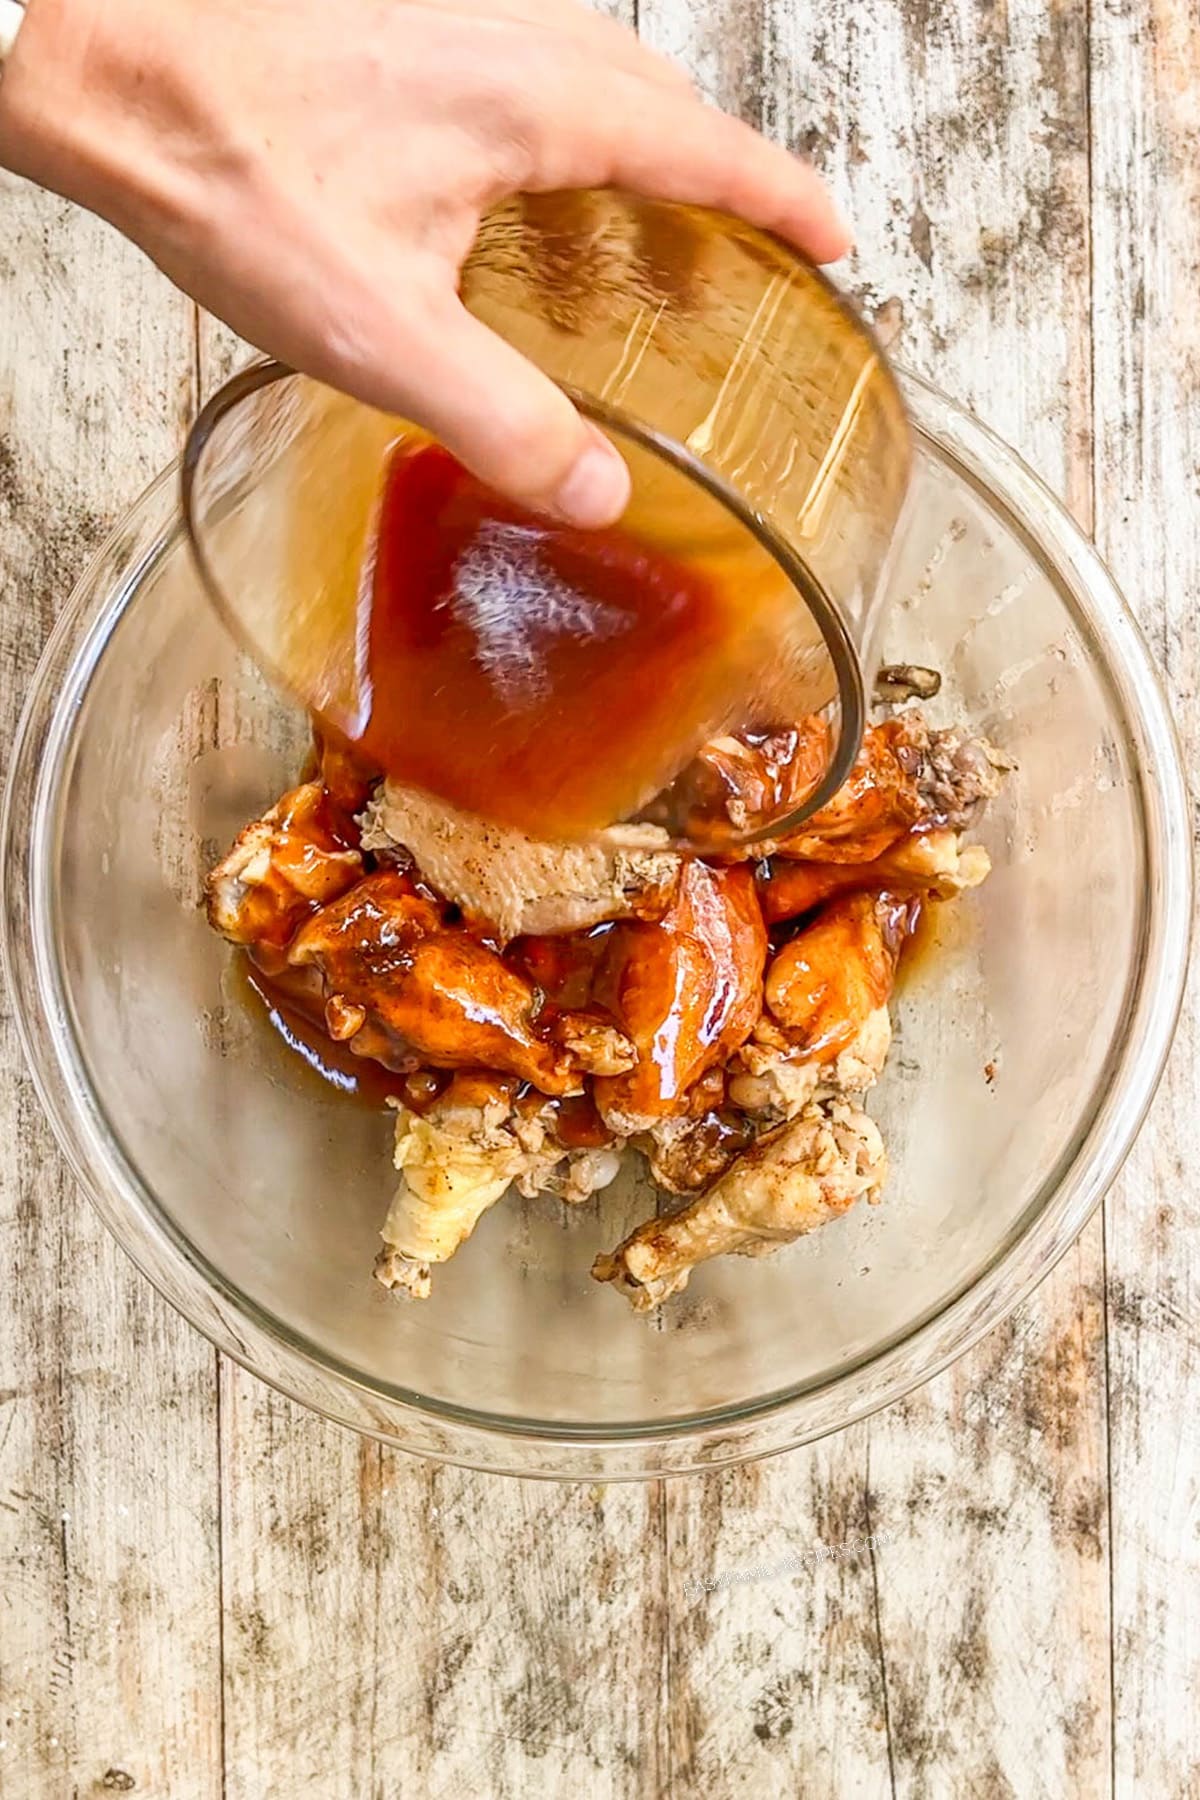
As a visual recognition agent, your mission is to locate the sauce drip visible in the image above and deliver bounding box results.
[351,443,759,840]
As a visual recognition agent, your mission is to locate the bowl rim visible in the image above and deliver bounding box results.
[2,370,1192,1479]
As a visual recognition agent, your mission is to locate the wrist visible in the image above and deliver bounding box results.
[0,0,191,235]
[0,0,99,181]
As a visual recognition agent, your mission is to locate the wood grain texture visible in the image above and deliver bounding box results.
[2,0,1196,1794]
[1090,1,1200,1793]
[0,182,222,1799]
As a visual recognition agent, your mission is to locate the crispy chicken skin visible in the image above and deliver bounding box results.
[205,781,364,957]
[288,869,634,1093]
[592,1099,886,1310]
[591,862,768,1133]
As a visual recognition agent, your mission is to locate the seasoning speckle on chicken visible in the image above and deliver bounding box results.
[206,693,1005,1305]
[376,1073,626,1298]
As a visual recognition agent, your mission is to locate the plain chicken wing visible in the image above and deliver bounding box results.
[376,1073,626,1297]
[361,779,680,943]
[593,1099,886,1309]
[728,1006,893,1123]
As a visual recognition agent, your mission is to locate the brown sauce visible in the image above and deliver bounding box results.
[345,441,759,840]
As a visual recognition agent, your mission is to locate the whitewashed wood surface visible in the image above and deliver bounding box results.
[2,1,1197,1794]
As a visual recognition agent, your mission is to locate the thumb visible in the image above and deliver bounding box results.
[379,301,631,527]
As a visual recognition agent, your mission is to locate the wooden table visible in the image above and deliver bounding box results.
[2,3,1197,1794]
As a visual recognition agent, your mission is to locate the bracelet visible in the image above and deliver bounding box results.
[0,0,26,67]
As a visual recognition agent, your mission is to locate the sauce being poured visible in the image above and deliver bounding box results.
[348,442,773,841]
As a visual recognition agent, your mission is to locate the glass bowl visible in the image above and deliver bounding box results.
[2,374,1190,1479]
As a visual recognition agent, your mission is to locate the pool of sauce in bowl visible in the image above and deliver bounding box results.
[235,957,411,1108]
[345,441,768,841]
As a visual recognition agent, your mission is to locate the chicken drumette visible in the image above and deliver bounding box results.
[286,869,634,1093]
[590,860,768,1134]
[593,1098,886,1310]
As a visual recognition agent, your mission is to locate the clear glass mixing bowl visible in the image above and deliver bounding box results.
[2,375,1191,1478]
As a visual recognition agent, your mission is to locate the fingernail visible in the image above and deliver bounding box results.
[551,433,631,528]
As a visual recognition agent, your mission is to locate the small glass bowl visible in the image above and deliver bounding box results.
[2,374,1191,1478]
[180,193,913,848]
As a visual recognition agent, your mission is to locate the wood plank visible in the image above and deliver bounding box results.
[0,180,222,1798]
[1089,1,1200,1791]
[216,1373,672,1799]
[638,0,1112,1792]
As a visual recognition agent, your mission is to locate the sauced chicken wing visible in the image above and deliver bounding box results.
[762,891,915,1062]
[759,828,991,923]
[773,716,1008,863]
[591,862,768,1134]
[205,781,364,958]
[207,692,1005,1308]
[376,1074,626,1298]
[288,869,633,1094]
[593,1099,886,1310]
[644,934,899,1197]
[638,717,832,847]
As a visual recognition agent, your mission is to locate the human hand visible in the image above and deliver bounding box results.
[0,0,850,524]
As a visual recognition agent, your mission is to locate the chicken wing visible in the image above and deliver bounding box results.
[727,1006,893,1123]
[759,829,991,923]
[376,1073,625,1297]
[593,1099,886,1310]
[205,780,364,960]
[637,717,831,847]
[762,891,915,1062]
[287,869,633,1093]
[360,779,680,943]
[774,716,1008,863]
[591,861,768,1134]
[640,1108,757,1195]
